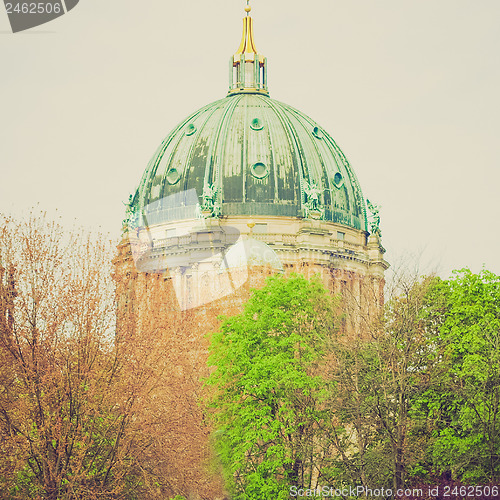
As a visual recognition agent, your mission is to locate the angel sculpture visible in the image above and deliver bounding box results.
[367,199,381,236]
[303,179,321,211]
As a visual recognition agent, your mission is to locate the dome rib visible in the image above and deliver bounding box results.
[215,94,243,206]
[176,100,223,199]
[260,99,279,205]
[264,97,305,212]
[210,95,242,196]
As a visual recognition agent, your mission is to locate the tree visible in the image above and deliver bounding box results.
[205,273,338,499]
[324,269,435,491]
[416,269,500,482]
[0,212,161,499]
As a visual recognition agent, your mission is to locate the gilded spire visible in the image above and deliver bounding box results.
[234,16,258,59]
[228,1,269,96]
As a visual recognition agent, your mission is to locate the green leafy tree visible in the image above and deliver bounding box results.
[324,272,434,491]
[205,273,338,499]
[416,269,500,482]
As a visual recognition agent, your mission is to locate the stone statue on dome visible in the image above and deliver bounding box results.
[303,179,321,211]
[367,199,381,236]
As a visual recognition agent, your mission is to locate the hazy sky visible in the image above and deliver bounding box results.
[1,0,499,277]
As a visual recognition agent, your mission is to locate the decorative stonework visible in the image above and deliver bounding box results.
[367,199,382,236]
[200,182,220,218]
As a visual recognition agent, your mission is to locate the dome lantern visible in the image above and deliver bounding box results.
[228,1,269,96]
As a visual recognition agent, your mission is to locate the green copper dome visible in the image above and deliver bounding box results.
[132,93,368,231]
[129,9,368,233]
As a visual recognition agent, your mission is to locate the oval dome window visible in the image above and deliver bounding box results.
[250,118,264,131]
[250,162,268,179]
[312,126,323,139]
[333,172,344,188]
[185,124,197,136]
[166,168,181,185]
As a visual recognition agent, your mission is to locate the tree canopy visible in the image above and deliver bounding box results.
[416,269,500,482]
[205,273,338,499]
[206,268,500,496]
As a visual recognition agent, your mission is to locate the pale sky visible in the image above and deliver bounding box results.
[1,0,499,277]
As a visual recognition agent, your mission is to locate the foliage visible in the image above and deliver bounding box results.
[415,269,500,482]
[3,209,499,495]
[205,273,338,499]
[206,265,500,492]
[324,273,435,491]
[326,268,500,487]
[0,213,160,499]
